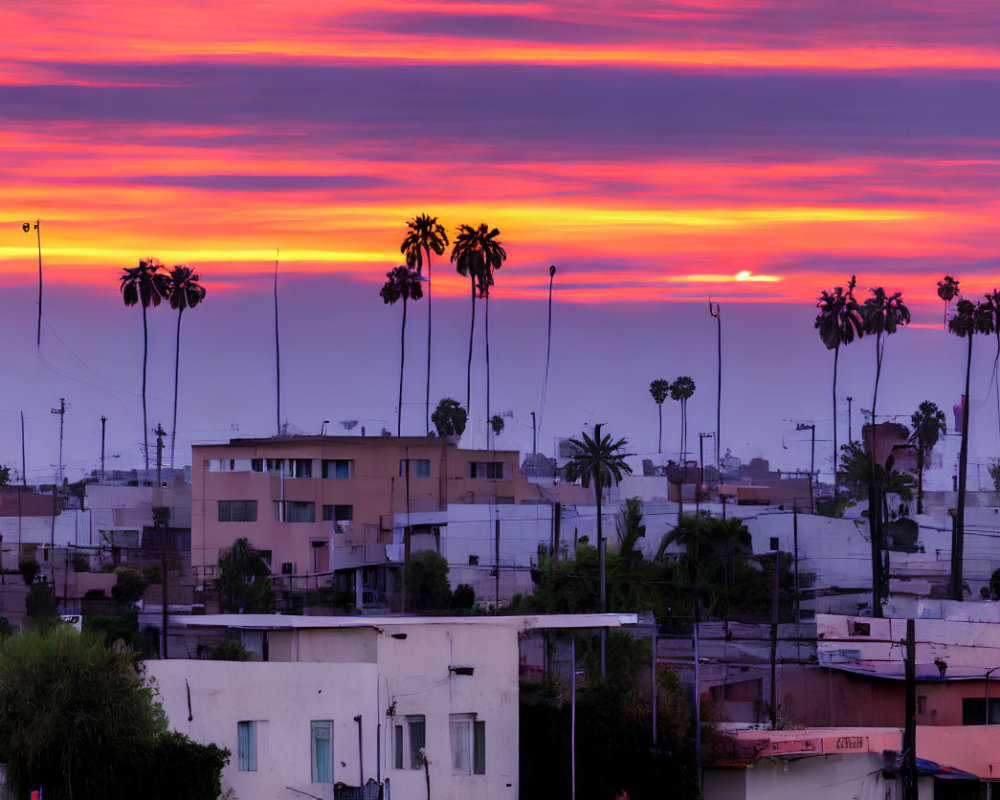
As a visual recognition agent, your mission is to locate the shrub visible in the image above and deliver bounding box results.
[210,641,252,661]
[18,560,39,586]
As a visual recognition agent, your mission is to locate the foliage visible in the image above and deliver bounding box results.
[815,275,864,350]
[564,426,634,491]
[431,397,467,437]
[406,550,452,612]
[163,265,207,313]
[146,731,230,800]
[18,559,39,585]
[111,566,149,605]
[838,440,916,504]
[119,257,168,309]
[216,537,274,613]
[451,223,507,298]
[0,618,17,639]
[401,213,449,271]
[649,379,670,406]
[83,611,140,648]
[210,640,252,661]
[143,561,163,584]
[911,400,947,513]
[0,464,9,486]
[71,554,90,572]
[379,264,424,305]
[490,414,505,436]
[938,275,960,304]
[989,568,1000,601]
[451,583,476,610]
[25,583,58,626]
[990,460,1000,493]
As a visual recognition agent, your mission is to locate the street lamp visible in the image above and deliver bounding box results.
[796,423,816,512]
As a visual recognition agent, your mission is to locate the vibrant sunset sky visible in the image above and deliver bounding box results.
[3,1,1000,483]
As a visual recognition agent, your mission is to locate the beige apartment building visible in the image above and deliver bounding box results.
[191,435,534,604]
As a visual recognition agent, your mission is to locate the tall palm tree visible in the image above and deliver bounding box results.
[538,265,557,451]
[120,258,168,474]
[451,223,506,440]
[670,377,696,460]
[163,265,207,474]
[380,264,424,436]
[401,215,449,435]
[815,276,864,496]
[909,401,946,515]
[938,275,960,328]
[948,298,992,601]
[979,290,1000,440]
[649,379,671,453]
[861,286,910,617]
[564,424,633,613]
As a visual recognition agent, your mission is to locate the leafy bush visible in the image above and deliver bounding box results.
[210,641,252,661]
[25,584,57,626]
[18,560,39,586]
[406,550,452,612]
[143,562,163,585]
[451,583,476,610]
[111,567,149,605]
[71,554,90,572]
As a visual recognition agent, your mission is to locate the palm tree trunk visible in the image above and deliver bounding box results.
[917,447,925,515]
[596,468,606,677]
[425,247,432,436]
[398,298,407,437]
[953,335,973,601]
[142,303,149,474]
[466,276,476,418]
[832,343,839,496]
[274,250,281,435]
[869,334,885,617]
[485,292,491,449]
[715,310,722,472]
[169,307,183,473]
[538,268,555,452]
[658,404,662,454]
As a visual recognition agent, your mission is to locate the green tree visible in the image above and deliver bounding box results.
[216,537,274,613]
[565,424,633,613]
[861,286,910,617]
[649,379,671,454]
[431,397,467,438]
[120,258,168,474]
[0,464,9,485]
[669,377,696,460]
[111,566,148,605]
[406,550,451,611]
[163,265,207,473]
[380,264,424,436]
[948,297,993,601]
[451,223,507,426]
[401,214,449,435]
[24,583,57,627]
[815,275,864,496]
[910,401,946,514]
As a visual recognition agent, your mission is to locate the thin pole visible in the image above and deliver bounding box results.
[538,265,556,453]
[903,619,917,800]
[100,416,107,480]
[51,398,65,486]
[709,299,721,471]
[847,396,853,444]
[692,590,702,791]
[35,220,42,348]
[20,411,26,487]
[770,548,780,728]
[531,411,536,457]
[494,516,500,607]
[571,635,577,800]
[793,501,800,620]
[274,249,281,435]
[651,633,658,748]
[355,715,364,785]
[155,423,168,658]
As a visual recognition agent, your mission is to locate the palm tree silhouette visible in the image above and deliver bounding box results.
[164,266,206,474]
[401,215,449,435]
[120,258,168,474]
[909,400,946,515]
[451,223,506,441]
[937,275,960,328]
[670,377,696,461]
[815,275,864,496]
[979,290,1000,441]
[948,298,991,601]
[380,264,424,436]
[861,286,910,616]
[649,379,671,453]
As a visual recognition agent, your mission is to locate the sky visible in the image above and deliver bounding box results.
[2,0,1000,484]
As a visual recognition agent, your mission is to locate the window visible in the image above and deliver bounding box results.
[237,721,257,771]
[917,696,927,714]
[962,698,1000,725]
[251,459,264,472]
[290,459,313,478]
[266,458,285,473]
[275,501,315,523]
[449,714,485,775]
[399,459,431,478]
[469,461,506,479]
[218,500,258,522]
[323,505,354,524]
[469,555,479,566]
[322,459,353,479]
[396,715,425,770]
[310,720,333,783]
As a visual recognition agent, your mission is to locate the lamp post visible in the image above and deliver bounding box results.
[796,422,816,512]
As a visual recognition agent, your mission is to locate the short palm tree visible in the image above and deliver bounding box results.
[815,276,864,495]
[401,215,449,435]
[937,275,960,327]
[670,377,696,460]
[649,379,671,453]
[380,264,424,436]
[120,258,168,474]
[861,286,909,617]
[451,223,506,440]
[909,401,946,515]
[163,265,206,474]
[564,423,633,613]
[948,298,992,600]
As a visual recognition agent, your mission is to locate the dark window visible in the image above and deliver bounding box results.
[469,461,506,479]
[266,458,285,473]
[218,500,258,522]
[962,698,1000,724]
[322,460,352,479]
[469,555,479,566]
[276,501,315,523]
[850,621,871,636]
[251,459,264,472]
[323,505,353,523]
[290,459,312,478]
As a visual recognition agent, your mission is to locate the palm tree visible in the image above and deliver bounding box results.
[815,276,864,496]
[564,423,633,613]
[861,286,910,617]
[380,264,424,436]
[649,379,671,453]
[670,377,696,460]
[163,265,206,474]
[401,215,449,435]
[451,223,506,441]
[538,265,557,451]
[938,275,960,328]
[909,401,946,515]
[979,290,1000,440]
[120,258,168,474]
[948,298,992,601]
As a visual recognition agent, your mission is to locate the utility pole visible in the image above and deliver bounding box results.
[770,544,781,729]
[22,220,42,348]
[531,411,536,457]
[796,422,816,512]
[698,432,714,513]
[155,423,168,658]
[846,396,854,444]
[692,589,702,791]
[708,298,721,472]
[20,411,26,486]
[51,398,65,486]
[903,619,917,800]
[793,501,800,620]
[100,416,108,480]
[494,516,501,608]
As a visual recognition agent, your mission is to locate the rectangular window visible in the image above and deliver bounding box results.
[394,724,404,770]
[322,459,353,479]
[962,698,1000,725]
[218,500,258,522]
[486,462,503,479]
[266,458,285,473]
[237,721,257,771]
[251,459,264,472]
[290,459,313,478]
[413,459,430,477]
[449,714,485,775]
[322,505,354,524]
[407,715,426,769]
[275,501,315,523]
[469,462,506,479]
[311,720,333,783]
